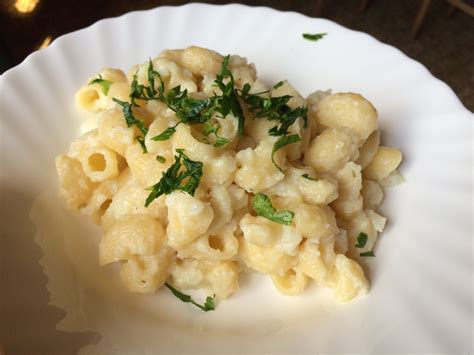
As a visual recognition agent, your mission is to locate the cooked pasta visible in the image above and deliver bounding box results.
[55,46,403,310]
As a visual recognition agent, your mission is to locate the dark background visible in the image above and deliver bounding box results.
[0,0,473,111]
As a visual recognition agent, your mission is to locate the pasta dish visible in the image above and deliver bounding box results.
[55,46,402,311]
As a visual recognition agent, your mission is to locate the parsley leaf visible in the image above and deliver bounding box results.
[214,55,245,135]
[252,193,294,225]
[203,121,231,147]
[165,283,215,312]
[145,149,203,207]
[166,86,218,124]
[271,134,301,172]
[273,81,284,90]
[151,125,179,141]
[355,232,368,248]
[112,98,148,136]
[302,173,318,181]
[129,59,165,104]
[302,33,327,42]
[136,136,148,153]
[155,155,166,163]
[89,74,113,95]
[355,232,375,257]
[238,84,308,136]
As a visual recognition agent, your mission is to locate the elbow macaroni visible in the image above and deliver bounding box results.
[55,46,403,305]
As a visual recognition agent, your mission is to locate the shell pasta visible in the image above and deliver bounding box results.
[55,46,402,309]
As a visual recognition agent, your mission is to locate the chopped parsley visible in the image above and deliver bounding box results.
[252,193,294,225]
[148,56,242,144]
[237,83,307,170]
[302,173,318,181]
[271,134,301,172]
[88,74,112,95]
[151,125,179,141]
[112,98,148,136]
[130,59,165,104]
[355,232,375,257]
[165,283,215,312]
[155,155,166,163]
[355,232,368,248]
[145,149,203,207]
[302,33,327,42]
[136,136,148,153]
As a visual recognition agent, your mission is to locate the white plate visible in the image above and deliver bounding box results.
[1,4,472,354]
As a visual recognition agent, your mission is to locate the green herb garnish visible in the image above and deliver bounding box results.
[355,232,375,257]
[214,55,246,136]
[203,121,231,147]
[130,59,165,104]
[355,232,368,248]
[237,83,307,170]
[136,136,148,153]
[302,173,318,181]
[273,81,284,90]
[152,125,179,141]
[165,283,215,312]
[89,74,113,95]
[155,155,166,163]
[145,149,203,207]
[302,33,327,42]
[252,193,294,225]
[112,98,148,135]
[271,134,301,172]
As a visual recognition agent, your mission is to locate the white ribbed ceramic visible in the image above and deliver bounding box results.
[1,4,472,354]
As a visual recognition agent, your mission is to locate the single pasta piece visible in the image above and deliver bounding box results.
[101,178,167,230]
[239,238,296,276]
[240,214,302,256]
[207,185,233,234]
[120,247,175,294]
[329,254,369,302]
[176,224,239,261]
[170,258,239,299]
[55,154,97,209]
[97,107,136,156]
[304,127,359,174]
[316,92,378,141]
[79,177,120,224]
[76,68,128,112]
[99,214,167,266]
[356,130,380,169]
[67,130,119,182]
[363,146,403,182]
[293,204,339,241]
[361,179,384,209]
[166,191,214,248]
[234,137,285,193]
[296,239,336,287]
[271,269,309,296]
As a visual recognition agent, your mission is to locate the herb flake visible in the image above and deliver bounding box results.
[271,134,301,172]
[302,173,318,181]
[145,149,203,207]
[302,33,327,42]
[112,98,148,136]
[155,155,166,163]
[252,193,294,225]
[355,232,368,248]
[89,74,113,95]
[165,283,215,312]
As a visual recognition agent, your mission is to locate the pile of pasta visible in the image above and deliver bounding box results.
[55,46,402,305]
